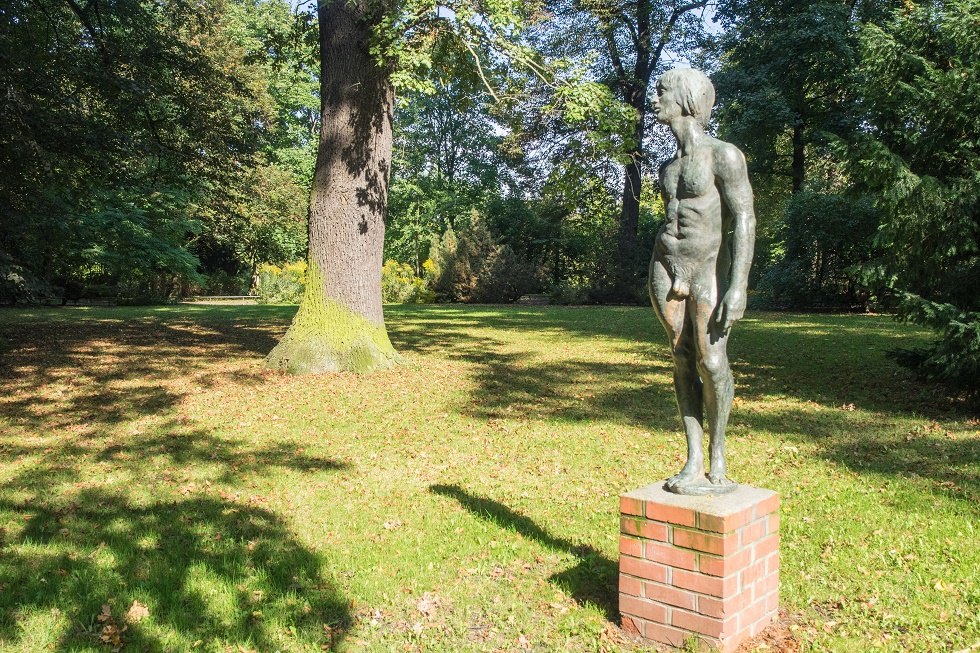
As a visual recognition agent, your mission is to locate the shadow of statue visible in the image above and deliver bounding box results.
[429,484,619,621]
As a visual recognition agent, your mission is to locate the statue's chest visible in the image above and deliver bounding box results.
[663,152,714,199]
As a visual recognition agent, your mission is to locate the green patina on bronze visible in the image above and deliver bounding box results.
[649,68,757,496]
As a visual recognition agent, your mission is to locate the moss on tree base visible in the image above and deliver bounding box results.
[265,332,402,374]
[265,290,402,374]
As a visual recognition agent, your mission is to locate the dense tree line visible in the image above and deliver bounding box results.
[0,0,313,301]
[1,0,976,387]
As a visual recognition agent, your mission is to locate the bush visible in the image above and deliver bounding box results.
[549,280,591,305]
[255,261,306,304]
[0,256,56,304]
[381,260,434,304]
[754,191,877,310]
[429,216,543,303]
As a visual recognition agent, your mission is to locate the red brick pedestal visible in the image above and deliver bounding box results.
[619,483,779,652]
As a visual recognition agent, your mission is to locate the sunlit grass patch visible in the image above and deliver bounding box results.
[0,304,976,652]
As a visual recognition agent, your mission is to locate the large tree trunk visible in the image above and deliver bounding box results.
[616,106,645,296]
[611,0,651,302]
[791,121,805,193]
[265,0,400,374]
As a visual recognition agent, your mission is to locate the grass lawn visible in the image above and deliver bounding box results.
[0,304,976,653]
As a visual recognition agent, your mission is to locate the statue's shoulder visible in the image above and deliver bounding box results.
[709,138,747,175]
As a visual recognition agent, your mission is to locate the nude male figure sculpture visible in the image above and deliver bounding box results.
[650,68,756,495]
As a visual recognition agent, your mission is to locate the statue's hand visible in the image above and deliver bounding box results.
[716,289,747,332]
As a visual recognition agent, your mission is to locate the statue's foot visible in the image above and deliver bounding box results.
[665,464,704,492]
[707,471,736,488]
[665,470,738,496]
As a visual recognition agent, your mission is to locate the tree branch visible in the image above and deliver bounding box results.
[63,0,110,64]
[648,0,708,83]
[604,27,627,82]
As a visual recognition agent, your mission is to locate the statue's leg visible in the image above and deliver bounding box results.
[691,274,735,486]
[668,317,706,489]
[650,253,704,489]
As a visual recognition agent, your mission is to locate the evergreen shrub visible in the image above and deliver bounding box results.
[429,217,542,303]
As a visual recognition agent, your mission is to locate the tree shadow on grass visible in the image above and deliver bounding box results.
[0,422,353,651]
[0,308,288,439]
[428,484,619,622]
[387,309,677,429]
[0,489,350,652]
[0,307,354,651]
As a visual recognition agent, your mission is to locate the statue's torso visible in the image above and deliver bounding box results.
[657,143,725,262]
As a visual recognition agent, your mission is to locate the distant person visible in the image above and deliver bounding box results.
[649,68,756,495]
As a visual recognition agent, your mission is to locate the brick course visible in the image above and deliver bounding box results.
[619,483,780,652]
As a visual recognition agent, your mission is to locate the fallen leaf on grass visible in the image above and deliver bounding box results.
[124,600,149,623]
[97,604,127,652]
[952,642,980,653]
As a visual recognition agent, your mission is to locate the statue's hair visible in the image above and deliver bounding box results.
[659,68,715,128]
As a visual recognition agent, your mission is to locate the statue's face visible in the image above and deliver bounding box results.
[653,80,682,124]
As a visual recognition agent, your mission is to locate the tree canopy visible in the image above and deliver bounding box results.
[0,0,976,389]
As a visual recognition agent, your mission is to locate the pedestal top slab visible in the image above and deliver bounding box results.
[622,481,779,518]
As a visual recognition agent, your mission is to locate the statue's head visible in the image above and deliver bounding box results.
[656,68,715,128]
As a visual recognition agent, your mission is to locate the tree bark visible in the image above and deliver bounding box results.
[266,0,401,374]
[791,121,805,193]
[610,0,652,300]
[616,104,645,295]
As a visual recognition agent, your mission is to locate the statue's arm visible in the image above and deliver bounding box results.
[714,143,756,330]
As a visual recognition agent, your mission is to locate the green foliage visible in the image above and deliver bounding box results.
[366,0,542,95]
[0,255,56,304]
[548,279,592,305]
[889,295,980,394]
[255,261,306,304]
[381,260,435,304]
[847,0,980,391]
[537,162,652,303]
[85,189,205,301]
[546,70,637,160]
[756,190,878,309]
[713,0,880,307]
[197,163,309,278]
[714,0,862,182]
[386,65,508,274]
[0,0,315,301]
[199,270,250,296]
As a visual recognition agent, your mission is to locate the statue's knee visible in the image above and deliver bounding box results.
[698,352,729,377]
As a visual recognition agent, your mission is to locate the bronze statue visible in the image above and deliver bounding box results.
[650,68,756,496]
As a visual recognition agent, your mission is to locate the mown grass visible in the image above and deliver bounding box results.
[0,304,976,653]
